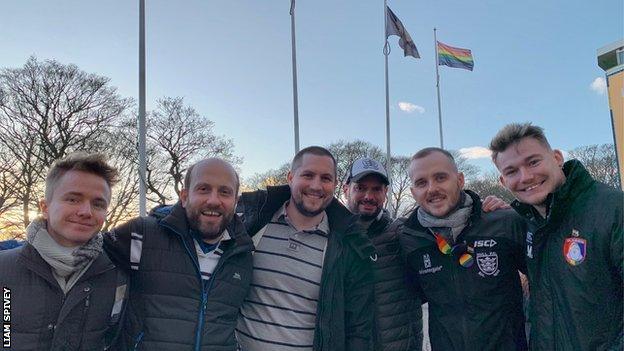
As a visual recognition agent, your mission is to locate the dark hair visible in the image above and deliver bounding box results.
[411,147,457,166]
[291,146,337,176]
[489,123,551,164]
[184,158,240,194]
[45,152,118,201]
[409,147,458,179]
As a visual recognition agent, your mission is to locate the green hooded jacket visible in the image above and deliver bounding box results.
[511,160,623,351]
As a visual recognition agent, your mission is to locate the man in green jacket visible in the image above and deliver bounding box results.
[490,122,623,350]
[236,146,374,351]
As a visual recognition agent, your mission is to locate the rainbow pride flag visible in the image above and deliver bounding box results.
[437,41,474,71]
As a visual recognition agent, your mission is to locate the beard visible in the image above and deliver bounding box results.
[292,195,330,217]
[349,200,382,221]
[186,206,235,242]
[358,208,381,221]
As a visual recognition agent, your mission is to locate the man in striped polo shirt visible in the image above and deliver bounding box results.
[236,146,375,351]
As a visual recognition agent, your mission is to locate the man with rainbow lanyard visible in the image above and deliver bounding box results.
[398,147,527,350]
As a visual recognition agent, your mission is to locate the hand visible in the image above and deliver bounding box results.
[482,195,510,212]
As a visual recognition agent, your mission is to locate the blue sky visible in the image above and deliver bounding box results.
[1,0,621,179]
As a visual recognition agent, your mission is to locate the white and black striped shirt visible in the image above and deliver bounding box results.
[236,202,329,351]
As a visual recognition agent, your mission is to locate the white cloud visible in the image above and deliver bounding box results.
[398,102,425,114]
[590,77,607,95]
[458,146,492,160]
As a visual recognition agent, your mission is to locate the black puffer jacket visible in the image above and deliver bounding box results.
[104,203,254,351]
[368,211,422,351]
[0,243,124,351]
[399,191,527,351]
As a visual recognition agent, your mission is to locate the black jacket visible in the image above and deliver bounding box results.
[368,211,423,351]
[512,160,623,351]
[104,203,254,351]
[399,190,527,351]
[0,243,124,351]
[237,185,375,351]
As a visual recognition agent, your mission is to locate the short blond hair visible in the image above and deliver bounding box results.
[489,123,551,164]
[45,152,118,201]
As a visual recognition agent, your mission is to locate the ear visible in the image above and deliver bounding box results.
[287,170,293,185]
[342,183,350,197]
[457,172,465,189]
[553,149,564,167]
[39,199,49,220]
[180,189,189,208]
[409,185,418,200]
[499,174,506,187]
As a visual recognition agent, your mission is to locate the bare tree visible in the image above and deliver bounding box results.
[389,156,415,217]
[568,144,620,189]
[243,163,290,191]
[146,97,241,203]
[465,172,515,203]
[99,125,141,231]
[0,56,132,227]
[448,150,479,182]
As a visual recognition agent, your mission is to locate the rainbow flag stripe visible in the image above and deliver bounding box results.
[437,41,474,71]
[435,233,452,254]
[459,253,474,268]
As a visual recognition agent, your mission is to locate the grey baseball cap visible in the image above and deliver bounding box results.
[345,157,389,185]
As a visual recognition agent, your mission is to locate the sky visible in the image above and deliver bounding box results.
[1,0,622,180]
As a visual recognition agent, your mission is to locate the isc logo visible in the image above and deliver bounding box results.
[474,239,497,248]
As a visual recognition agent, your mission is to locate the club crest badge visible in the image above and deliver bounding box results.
[563,237,586,266]
[423,254,432,268]
[476,251,500,277]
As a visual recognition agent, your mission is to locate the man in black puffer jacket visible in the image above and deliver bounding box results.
[104,158,254,351]
[342,157,422,351]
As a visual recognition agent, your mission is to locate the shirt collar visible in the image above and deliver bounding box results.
[273,201,330,235]
[191,229,231,254]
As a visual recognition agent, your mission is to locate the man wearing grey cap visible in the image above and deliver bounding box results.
[343,157,423,351]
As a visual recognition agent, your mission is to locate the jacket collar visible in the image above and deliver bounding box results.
[260,185,359,237]
[366,210,392,237]
[18,243,115,291]
[243,184,373,258]
[159,202,253,250]
[511,159,594,225]
[403,190,482,238]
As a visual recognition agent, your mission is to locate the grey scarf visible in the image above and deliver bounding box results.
[417,192,474,243]
[26,217,103,294]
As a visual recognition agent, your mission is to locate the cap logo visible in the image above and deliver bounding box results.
[361,159,379,170]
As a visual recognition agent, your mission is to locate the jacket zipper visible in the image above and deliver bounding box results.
[538,223,557,349]
[428,227,470,349]
[162,223,207,351]
[162,222,245,351]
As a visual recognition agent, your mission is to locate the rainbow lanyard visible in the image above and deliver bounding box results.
[433,232,474,268]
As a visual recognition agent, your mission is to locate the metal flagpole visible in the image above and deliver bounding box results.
[383,0,394,217]
[138,0,147,216]
[290,0,300,153]
[434,28,444,148]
